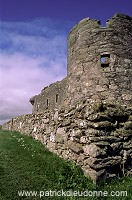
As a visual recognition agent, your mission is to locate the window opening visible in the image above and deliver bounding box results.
[100,54,110,67]
[101,57,106,63]
[37,104,39,112]
[56,94,58,103]
[46,99,49,107]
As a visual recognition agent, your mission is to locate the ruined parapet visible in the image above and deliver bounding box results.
[30,78,67,114]
[67,13,132,106]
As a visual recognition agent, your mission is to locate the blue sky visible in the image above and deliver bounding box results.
[0,0,132,23]
[0,0,132,124]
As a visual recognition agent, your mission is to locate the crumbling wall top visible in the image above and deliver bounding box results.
[69,17,101,36]
[69,13,132,36]
[106,13,132,28]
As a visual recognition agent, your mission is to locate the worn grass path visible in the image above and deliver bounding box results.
[0,130,131,200]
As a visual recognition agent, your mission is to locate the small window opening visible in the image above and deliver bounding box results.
[100,54,110,67]
[46,99,49,107]
[101,57,106,63]
[56,94,58,103]
[37,104,39,112]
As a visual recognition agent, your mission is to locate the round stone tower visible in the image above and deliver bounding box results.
[66,13,132,106]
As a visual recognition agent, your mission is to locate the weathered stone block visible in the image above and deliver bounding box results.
[116,128,132,136]
[95,141,110,146]
[47,142,56,150]
[123,141,132,149]
[78,120,88,129]
[82,166,105,183]
[111,142,122,152]
[124,121,132,130]
[80,136,89,144]
[67,141,83,154]
[83,144,106,157]
[87,113,111,122]
[55,127,67,143]
[70,129,82,137]
[53,111,58,121]
[84,156,122,169]
[91,121,115,129]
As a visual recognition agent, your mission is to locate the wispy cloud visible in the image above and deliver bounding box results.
[0,19,74,124]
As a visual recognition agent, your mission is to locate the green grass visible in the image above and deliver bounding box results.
[0,130,131,200]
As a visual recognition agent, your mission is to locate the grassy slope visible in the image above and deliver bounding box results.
[0,130,131,200]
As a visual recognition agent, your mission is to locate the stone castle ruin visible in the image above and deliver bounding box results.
[30,13,132,112]
[2,13,132,182]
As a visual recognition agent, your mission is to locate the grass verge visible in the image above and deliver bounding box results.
[0,130,131,200]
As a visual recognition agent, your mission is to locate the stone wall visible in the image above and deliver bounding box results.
[2,99,132,182]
